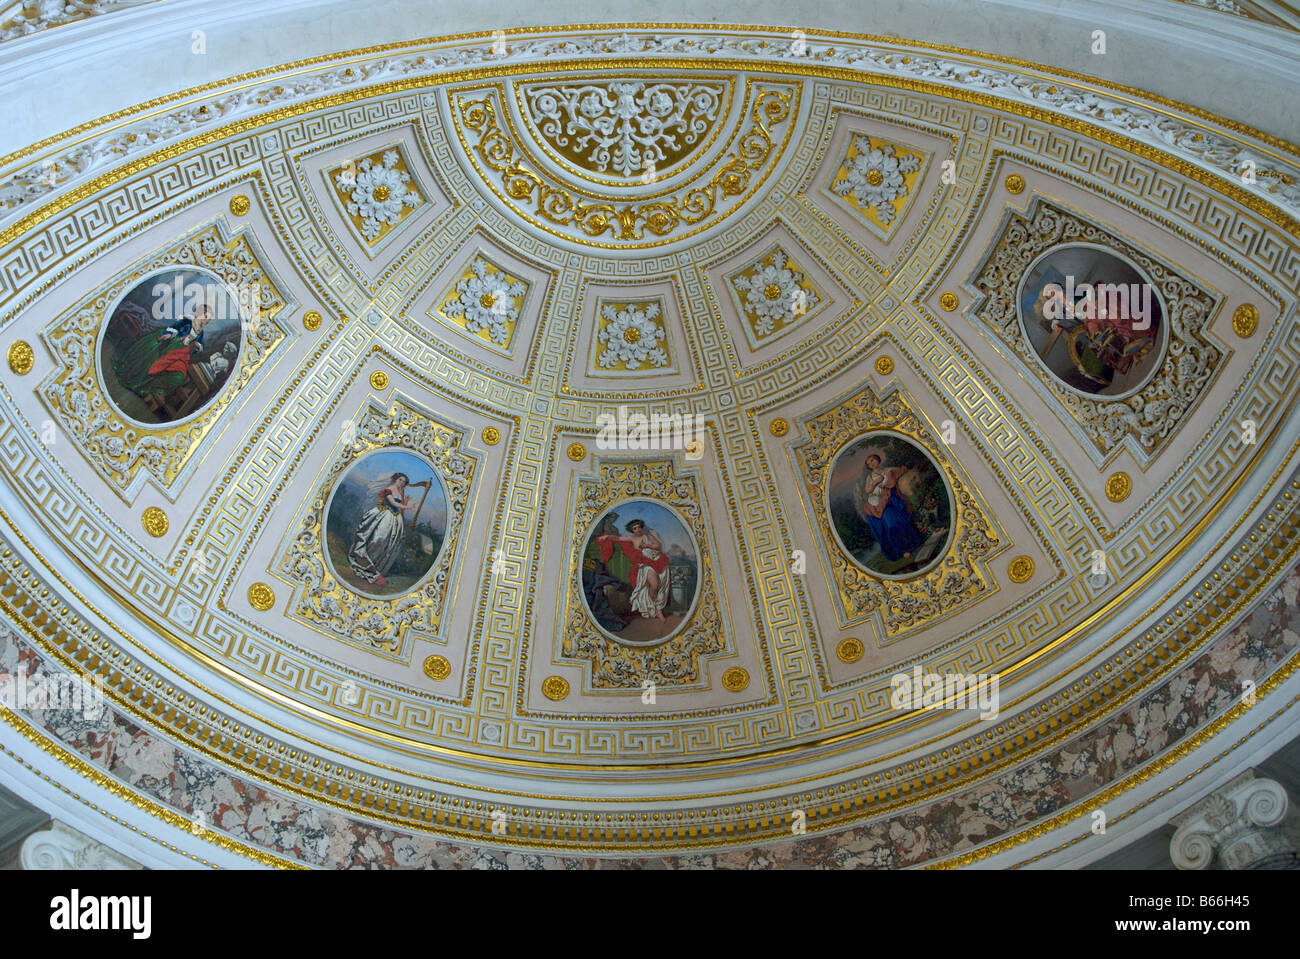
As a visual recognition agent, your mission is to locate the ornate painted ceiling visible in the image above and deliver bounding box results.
[0,4,1298,869]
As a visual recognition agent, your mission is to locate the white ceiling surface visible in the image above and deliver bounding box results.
[0,0,1297,158]
[0,5,1297,865]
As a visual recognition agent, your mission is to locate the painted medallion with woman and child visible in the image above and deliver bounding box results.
[826,432,953,579]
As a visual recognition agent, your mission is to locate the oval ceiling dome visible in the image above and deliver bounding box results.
[0,0,1298,873]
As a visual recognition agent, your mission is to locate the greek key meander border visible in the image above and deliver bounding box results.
[2,24,1297,215]
[0,63,1294,758]
[0,493,1297,854]
[0,35,1289,842]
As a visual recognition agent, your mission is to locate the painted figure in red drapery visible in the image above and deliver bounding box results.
[596,519,669,621]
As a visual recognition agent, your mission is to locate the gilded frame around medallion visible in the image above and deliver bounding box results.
[559,458,729,689]
[276,395,477,660]
[792,381,1005,639]
[967,195,1224,467]
[37,217,291,500]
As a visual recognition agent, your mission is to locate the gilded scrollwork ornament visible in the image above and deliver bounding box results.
[452,80,796,247]
[278,398,476,656]
[562,459,728,688]
[794,383,1004,637]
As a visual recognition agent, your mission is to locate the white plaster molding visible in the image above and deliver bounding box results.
[0,0,1296,160]
[0,23,1296,231]
[1170,769,1300,869]
[20,819,143,869]
[0,1,161,43]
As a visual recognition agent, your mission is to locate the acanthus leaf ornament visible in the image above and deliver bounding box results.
[437,254,529,350]
[277,399,476,656]
[521,79,727,179]
[453,81,796,247]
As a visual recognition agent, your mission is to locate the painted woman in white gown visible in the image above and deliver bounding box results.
[347,472,414,588]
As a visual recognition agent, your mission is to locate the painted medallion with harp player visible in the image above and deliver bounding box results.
[323,449,448,599]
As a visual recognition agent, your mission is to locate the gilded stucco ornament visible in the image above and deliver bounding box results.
[277,399,476,655]
[594,300,670,371]
[541,676,570,701]
[728,244,824,344]
[1232,304,1259,338]
[1106,472,1133,502]
[453,80,796,246]
[247,582,276,611]
[328,147,423,245]
[518,79,728,179]
[422,655,452,681]
[828,135,927,237]
[7,341,33,375]
[721,667,749,691]
[1007,555,1035,583]
[6,31,1300,225]
[436,254,529,351]
[835,638,865,663]
[0,22,1296,861]
[140,506,168,537]
[793,383,1005,636]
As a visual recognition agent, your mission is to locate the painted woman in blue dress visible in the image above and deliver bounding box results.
[851,449,922,562]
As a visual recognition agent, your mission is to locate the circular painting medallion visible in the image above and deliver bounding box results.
[323,449,448,599]
[826,432,954,580]
[97,267,247,426]
[579,498,700,646]
[1016,243,1166,399]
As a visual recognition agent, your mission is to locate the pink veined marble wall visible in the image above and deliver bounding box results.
[1,560,1297,869]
